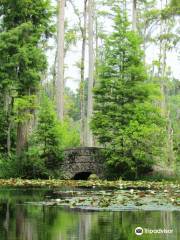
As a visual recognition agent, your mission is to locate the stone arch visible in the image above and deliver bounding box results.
[60,147,105,179]
[73,172,92,180]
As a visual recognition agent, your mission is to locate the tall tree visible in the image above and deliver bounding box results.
[91,9,165,179]
[156,0,178,165]
[81,0,88,145]
[56,0,65,121]
[87,0,94,147]
[132,0,137,31]
[69,0,88,145]
[0,0,53,156]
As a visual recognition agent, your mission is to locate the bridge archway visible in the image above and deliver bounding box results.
[60,147,105,179]
[73,172,92,180]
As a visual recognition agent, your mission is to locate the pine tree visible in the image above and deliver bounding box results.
[91,10,165,179]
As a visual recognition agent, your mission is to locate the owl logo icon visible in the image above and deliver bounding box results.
[135,227,143,236]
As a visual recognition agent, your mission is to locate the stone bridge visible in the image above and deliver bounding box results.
[60,147,105,179]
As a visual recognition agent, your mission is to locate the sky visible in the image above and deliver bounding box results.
[47,0,180,92]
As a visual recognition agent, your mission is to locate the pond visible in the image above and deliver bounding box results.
[0,187,179,240]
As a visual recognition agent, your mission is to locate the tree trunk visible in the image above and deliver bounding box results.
[87,0,94,147]
[80,0,88,146]
[4,92,13,154]
[158,0,175,166]
[167,111,175,164]
[56,0,65,121]
[16,120,28,156]
[95,8,99,84]
[132,0,137,31]
[7,120,12,155]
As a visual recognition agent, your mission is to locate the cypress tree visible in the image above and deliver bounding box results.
[91,10,165,179]
[0,0,53,155]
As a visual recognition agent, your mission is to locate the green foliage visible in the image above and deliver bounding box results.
[26,96,64,177]
[168,79,180,171]
[170,0,180,15]
[64,87,81,122]
[22,96,80,178]
[58,120,80,148]
[0,0,178,181]
[0,22,48,94]
[160,0,180,18]
[0,0,54,33]
[0,109,8,151]
[91,10,165,179]
[65,26,78,53]
[0,0,53,158]
[0,154,13,178]
[14,95,38,123]
[0,153,23,178]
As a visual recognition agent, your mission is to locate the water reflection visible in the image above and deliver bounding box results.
[0,188,179,240]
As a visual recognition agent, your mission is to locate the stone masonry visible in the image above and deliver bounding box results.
[60,147,105,179]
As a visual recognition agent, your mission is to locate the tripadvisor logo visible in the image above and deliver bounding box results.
[135,227,143,236]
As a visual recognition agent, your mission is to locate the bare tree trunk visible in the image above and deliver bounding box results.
[7,118,12,155]
[80,0,88,146]
[158,0,164,110]
[52,49,58,101]
[56,0,65,121]
[132,0,137,31]
[95,14,99,82]
[143,26,147,63]
[167,111,175,164]
[69,0,88,145]
[4,92,13,154]
[16,120,28,156]
[87,0,94,147]
[158,0,175,166]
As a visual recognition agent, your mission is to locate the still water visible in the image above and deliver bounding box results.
[0,187,179,240]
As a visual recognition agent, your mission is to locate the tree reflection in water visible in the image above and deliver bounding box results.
[0,188,179,240]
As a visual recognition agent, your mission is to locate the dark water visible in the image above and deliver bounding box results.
[0,187,179,240]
